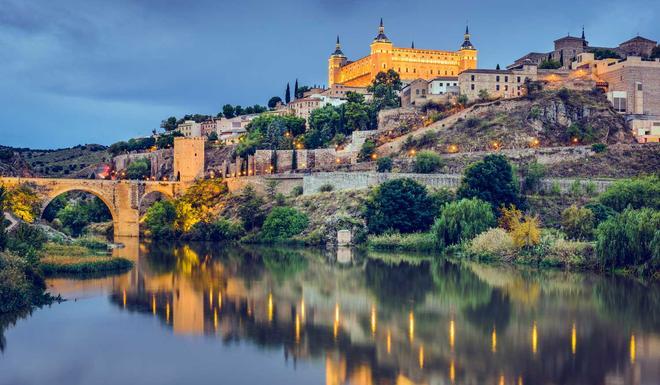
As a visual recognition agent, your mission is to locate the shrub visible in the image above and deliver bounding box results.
[595,208,659,271]
[591,143,607,153]
[261,207,309,241]
[569,179,583,196]
[319,183,334,192]
[429,188,454,210]
[561,205,595,240]
[357,139,376,162]
[5,184,41,222]
[124,158,151,180]
[0,252,47,313]
[522,161,546,193]
[550,182,561,195]
[237,186,266,230]
[413,151,444,173]
[365,178,438,234]
[598,176,660,212]
[274,193,286,206]
[583,181,597,196]
[584,202,616,225]
[367,232,436,252]
[376,156,393,172]
[468,228,516,259]
[183,219,244,241]
[7,223,47,264]
[458,154,521,210]
[290,185,304,197]
[498,205,522,231]
[510,215,541,249]
[143,200,177,239]
[433,198,496,249]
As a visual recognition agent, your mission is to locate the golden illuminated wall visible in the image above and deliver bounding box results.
[329,43,477,87]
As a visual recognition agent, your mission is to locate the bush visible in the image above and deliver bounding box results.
[522,161,546,193]
[237,186,266,230]
[595,208,659,271]
[591,143,607,153]
[498,205,523,231]
[413,151,444,173]
[510,215,541,249]
[561,205,595,240]
[5,184,41,222]
[124,158,150,180]
[367,232,436,252]
[183,219,244,241]
[584,202,616,225]
[433,198,496,249]
[458,154,521,210]
[468,228,516,259]
[261,207,309,241]
[0,252,47,313]
[290,185,304,197]
[7,224,47,264]
[319,183,334,192]
[357,139,376,162]
[429,188,455,210]
[376,156,393,172]
[365,178,439,234]
[598,176,660,212]
[143,200,177,239]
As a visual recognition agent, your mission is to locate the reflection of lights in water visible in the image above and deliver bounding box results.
[387,330,391,354]
[419,346,424,368]
[335,303,340,323]
[218,291,222,310]
[630,334,636,364]
[371,305,377,336]
[214,309,218,330]
[532,322,538,355]
[571,323,577,355]
[166,302,170,324]
[268,293,273,323]
[492,327,497,353]
[209,289,213,308]
[123,290,126,308]
[295,314,301,343]
[334,303,339,341]
[151,295,156,315]
[300,299,305,322]
[409,311,415,342]
[499,374,505,385]
[449,359,455,383]
[449,319,455,351]
[518,375,523,385]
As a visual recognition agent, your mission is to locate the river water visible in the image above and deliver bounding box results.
[1,239,658,385]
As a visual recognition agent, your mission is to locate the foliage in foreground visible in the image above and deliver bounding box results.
[367,232,437,252]
[0,252,48,313]
[433,198,496,249]
[260,207,309,241]
[38,243,132,276]
[597,175,660,212]
[457,154,521,211]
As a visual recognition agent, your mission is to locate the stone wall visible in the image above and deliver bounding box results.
[113,149,173,178]
[302,171,615,195]
[224,175,302,195]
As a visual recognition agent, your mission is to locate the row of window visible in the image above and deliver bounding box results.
[469,74,523,83]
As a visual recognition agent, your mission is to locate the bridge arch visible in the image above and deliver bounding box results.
[139,190,174,216]
[41,186,117,222]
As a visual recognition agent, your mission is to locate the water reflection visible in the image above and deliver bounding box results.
[6,241,660,385]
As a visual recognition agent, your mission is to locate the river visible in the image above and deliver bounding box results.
[1,239,658,385]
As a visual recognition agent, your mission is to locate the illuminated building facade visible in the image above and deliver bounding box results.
[328,20,477,87]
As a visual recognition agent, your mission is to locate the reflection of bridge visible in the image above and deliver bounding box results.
[0,177,183,237]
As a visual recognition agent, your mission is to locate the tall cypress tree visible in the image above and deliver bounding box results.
[294,79,299,100]
[291,149,298,171]
[285,83,291,104]
[559,50,564,67]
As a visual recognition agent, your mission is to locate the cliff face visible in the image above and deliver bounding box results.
[0,148,33,177]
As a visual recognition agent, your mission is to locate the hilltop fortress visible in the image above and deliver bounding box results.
[328,20,477,87]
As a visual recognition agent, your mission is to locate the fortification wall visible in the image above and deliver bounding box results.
[225,175,303,195]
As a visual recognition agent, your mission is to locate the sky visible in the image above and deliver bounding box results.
[0,0,657,149]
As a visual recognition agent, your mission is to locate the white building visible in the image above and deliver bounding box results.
[429,76,459,95]
[217,114,258,143]
[177,120,202,138]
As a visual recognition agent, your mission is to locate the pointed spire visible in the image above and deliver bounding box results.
[374,18,389,42]
[466,25,469,35]
[411,41,415,49]
[336,35,340,45]
[380,18,384,28]
[581,26,585,39]
[461,24,475,50]
[332,34,344,56]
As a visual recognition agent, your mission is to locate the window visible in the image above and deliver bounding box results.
[471,84,475,90]
[422,89,426,95]
[612,97,627,113]
[504,85,508,91]
[517,76,521,83]
[439,83,443,87]
[496,85,500,91]
[471,75,475,81]
[416,89,420,95]
[496,76,500,82]
[637,83,643,91]
[504,76,508,82]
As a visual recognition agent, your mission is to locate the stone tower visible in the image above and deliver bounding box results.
[173,137,205,183]
[328,35,347,87]
[369,18,394,79]
[459,25,478,73]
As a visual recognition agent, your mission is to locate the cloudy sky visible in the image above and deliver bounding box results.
[0,0,657,149]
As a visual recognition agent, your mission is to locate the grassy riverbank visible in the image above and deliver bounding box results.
[39,242,133,276]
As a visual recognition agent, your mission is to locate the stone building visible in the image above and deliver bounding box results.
[458,64,539,100]
[287,94,345,123]
[217,114,257,143]
[177,120,202,138]
[429,76,459,96]
[328,20,477,87]
[400,79,429,107]
[321,84,372,100]
[510,29,657,70]
[200,118,222,137]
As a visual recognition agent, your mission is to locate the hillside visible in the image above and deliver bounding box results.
[378,89,634,156]
[0,144,110,178]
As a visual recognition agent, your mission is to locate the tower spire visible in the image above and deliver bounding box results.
[332,34,344,56]
[461,24,475,50]
[374,18,389,41]
[411,41,415,49]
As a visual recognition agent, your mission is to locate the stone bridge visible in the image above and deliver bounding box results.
[0,177,183,238]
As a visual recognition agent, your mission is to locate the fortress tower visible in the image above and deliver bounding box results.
[328,20,478,87]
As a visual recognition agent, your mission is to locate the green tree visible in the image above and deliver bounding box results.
[457,94,468,106]
[344,92,371,131]
[368,70,402,111]
[261,207,309,240]
[376,157,393,172]
[522,161,546,193]
[124,158,150,180]
[365,178,439,234]
[652,46,660,59]
[357,140,376,162]
[0,186,7,251]
[285,83,291,104]
[222,104,235,119]
[294,79,299,100]
[598,176,660,212]
[237,186,266,230]
[144,200,177,239]
[561,205,595,240]
[433,198,496,249]
[56,203,90,237]
[207,131,218,141]
[538,60,561,69]
[458,154,521,210]
[413,151,444,173]
[478,89,490,101]
[268,96,282,109]
[595,208,659,271]
[304,105,341,149]
[160,116,178,132]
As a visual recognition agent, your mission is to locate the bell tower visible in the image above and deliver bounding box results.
[328,35,347,87]
[459,25,478,72]
[370,18,394,79]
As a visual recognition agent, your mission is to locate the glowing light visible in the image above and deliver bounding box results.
[491,141,500,150]
[371,154,378,160]
[336,158,340,164]
[166,302,170,323]
[449,359,455,383]
[218,291,222,310]
[448,144,459,153]
[409,311,415,342]
[387,330,391,354]
[295,314,301,343]
[214,308,218,330]
[492,326,497,353]
[571,323,577,355]
[151,295,156,315]
[122,289,126,308]
[532,322,538,355]
[335,303,340,323]
[419,346,424,369]
[449,319,455,351]
[371,305,377,336]
[630,334,636,364]
[268,293,273,323]
[518,375,523,385]
[209,288,213,308]
[300,299,306,322]
[571,137,579,144]
[531,138,540,147]
[499,375,505,385]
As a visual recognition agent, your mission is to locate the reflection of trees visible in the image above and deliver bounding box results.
[462,290,511,334]
[365,258,434,309]
[260,247,308,282]
[593,278,660,331]
[0,308,32,352]
[431,259,494,308]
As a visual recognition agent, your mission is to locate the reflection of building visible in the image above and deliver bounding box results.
[328,20,477,87]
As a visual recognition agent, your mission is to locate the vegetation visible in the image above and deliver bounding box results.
[367,231,436,252]
[318,183,334,192]
[365,178,439,234]
[357,140,377,162]
[4,184,40,222]
[597,176,659,212]
[589,48,621,60]
[0,252,49,313]
[376,156,393,172]
[538,59,562,69]
[521,161,546,193]
[236,114,306,157]
[143,200,177,239]
[260,207,309,241]
[433,198,496,249]
[591,143,607,153]
[108,137,155,156]
[457,154,521,211]
[53,194,112,236]
[39,243,132,276]
[413,151,444,173]
[561,205,595,240]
